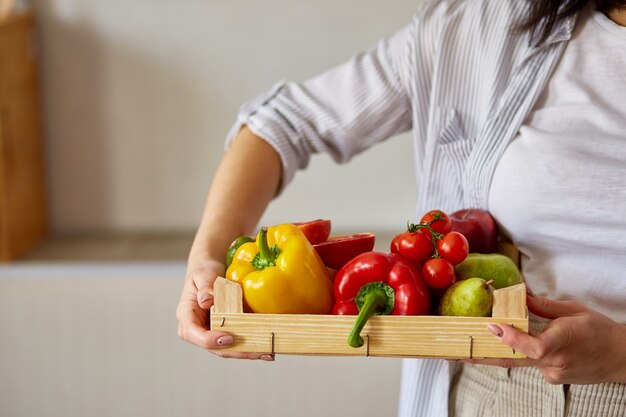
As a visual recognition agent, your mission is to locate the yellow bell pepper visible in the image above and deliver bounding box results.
[225,224,333,314]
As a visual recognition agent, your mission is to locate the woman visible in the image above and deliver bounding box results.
[176,0,626,416]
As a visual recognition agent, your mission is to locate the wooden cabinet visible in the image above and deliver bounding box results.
[0,13,47,261]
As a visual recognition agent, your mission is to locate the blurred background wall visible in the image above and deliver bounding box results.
[1,1,426,417]
[32,0,420,234]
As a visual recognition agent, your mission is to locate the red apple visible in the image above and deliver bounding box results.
[313,233,376,271]
[294,219,332,245]
[449,209,498,254]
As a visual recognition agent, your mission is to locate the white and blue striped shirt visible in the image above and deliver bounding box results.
[227,1,576,416]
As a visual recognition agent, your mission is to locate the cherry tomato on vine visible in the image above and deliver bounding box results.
[420,210,452,235]
[390,229,433,265]
[422,258,456,290]
[436,231,469,265]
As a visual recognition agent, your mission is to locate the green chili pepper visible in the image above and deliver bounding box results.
[226,235,255,268]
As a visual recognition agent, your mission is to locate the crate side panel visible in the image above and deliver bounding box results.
[210,312,527,359]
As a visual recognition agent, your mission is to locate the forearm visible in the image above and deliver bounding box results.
[188,126,282,269]
[613,323,626,384]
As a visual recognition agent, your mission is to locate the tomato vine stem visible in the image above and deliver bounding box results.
[406,210,446,258]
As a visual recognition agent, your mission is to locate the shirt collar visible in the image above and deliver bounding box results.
[529,13,578,47]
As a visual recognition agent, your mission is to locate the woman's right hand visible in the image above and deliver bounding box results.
[176,126,282,361]
[176,258,274,360]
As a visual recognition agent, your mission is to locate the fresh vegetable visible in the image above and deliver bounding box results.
[314,233,376,270]
[294,219,332,245]
[391,210,470,294]
[226,224,333,314]
[333,251,430,347]
[390,227,433,265]
[419,210,452,235]
[450,209,498,253]
[225,235,255,268]
[436,231,469,265]
[421,257,456,290]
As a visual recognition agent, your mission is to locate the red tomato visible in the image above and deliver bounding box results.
[436,231,469,265]
[420,210,452,235]
[390,229,433,265]
[421,258,456,290]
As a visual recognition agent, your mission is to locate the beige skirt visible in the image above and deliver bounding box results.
[449,364,626,417]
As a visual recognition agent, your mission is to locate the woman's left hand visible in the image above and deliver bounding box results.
[464,294,626,385]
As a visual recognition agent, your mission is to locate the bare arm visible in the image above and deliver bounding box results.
[188,125,281,271]
[176,126,281,359]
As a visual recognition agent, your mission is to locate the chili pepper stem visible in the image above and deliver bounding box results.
[348,288,389,348]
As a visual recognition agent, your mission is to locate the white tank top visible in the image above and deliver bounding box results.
[489,8,626,323]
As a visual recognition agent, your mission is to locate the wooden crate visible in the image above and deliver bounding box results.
[210,278,528,359]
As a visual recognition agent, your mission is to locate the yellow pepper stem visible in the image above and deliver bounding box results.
[252,227,281,270]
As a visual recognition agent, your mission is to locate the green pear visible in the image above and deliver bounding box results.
[455,253,521,289]
[439,278,493,317]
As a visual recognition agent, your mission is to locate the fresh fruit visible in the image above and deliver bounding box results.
[422,258,456,290]
[294,219,332,245]
[390,228,433,265]
[436,231,469,265]
[450,209,498,254]
[439,277,494,317]
[455,253,522,289]
[313,233,376,270]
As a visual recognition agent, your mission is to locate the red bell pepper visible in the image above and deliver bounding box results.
[333,251,431,347]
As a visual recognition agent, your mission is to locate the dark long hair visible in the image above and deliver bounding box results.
[519,0,626,44]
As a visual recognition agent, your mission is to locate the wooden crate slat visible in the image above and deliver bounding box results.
[210,275,529,359]
[210,311,527,358]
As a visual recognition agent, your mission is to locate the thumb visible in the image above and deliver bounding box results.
[527,294,586,320]
[195,274,214,309]
[188,264,223,309]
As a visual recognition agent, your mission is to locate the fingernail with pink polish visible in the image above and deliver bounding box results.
[487,324,503,337]
[260,355,275,361]
[216,335,233,346]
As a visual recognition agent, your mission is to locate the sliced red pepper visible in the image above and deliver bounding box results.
[332,251,431,347]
